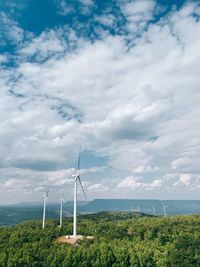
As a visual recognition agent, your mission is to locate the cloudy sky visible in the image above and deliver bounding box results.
[0,0,200,203]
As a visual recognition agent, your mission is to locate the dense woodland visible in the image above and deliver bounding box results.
[0,212,200,267]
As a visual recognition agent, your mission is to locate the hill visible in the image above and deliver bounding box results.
[0,212,200,266]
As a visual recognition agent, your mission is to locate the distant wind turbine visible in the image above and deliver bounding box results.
[59,190,65,228]
[42,187,50,229]
[72,149,87,237]
[162,203,168,217]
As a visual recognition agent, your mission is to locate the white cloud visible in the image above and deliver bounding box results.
[80,166,106,175]
[19,30,66,61]
[56,0,94,16]
[172,157,191,170]
[2,178,29,191]
[121,0,156,34]
[0,54,8,64]
[134,165,159,173]
[0,12,24,44]
[79,0,94,6]
[173,173,200,190]
[87,182,109,192]
[117,176,141,189]
[56,0,75,15]
[179,173,192,186]
[95,14,116,27]
[117,176,162,191]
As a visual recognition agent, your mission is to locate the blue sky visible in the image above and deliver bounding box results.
[0,0,200,203]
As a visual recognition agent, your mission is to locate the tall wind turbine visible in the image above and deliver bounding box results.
[73,149,87,237]
[42,187,50,229]
[162,203,168,217]
[59,191,65,228]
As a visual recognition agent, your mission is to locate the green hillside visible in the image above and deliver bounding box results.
[0,212,200,266]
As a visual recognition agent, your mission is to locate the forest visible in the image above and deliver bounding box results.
[0,211,200,267]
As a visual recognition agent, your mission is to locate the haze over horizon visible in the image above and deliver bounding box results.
[0,0,200,204]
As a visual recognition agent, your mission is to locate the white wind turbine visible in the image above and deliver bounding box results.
[42,187,50,229]
[59,190,65,228]
[162,203,168,217]
[72,149,87,237]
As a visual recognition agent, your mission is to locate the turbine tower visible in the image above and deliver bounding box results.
[73,149,87,237]
[59,191,65,228]
[42,187,50,229]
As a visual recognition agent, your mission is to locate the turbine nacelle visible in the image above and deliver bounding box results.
[43,187,51,198]
[72,174,79,182]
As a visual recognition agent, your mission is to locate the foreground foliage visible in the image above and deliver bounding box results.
[0,212,200,267]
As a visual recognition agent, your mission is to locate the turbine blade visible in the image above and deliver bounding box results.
[46,186,51,196]
[78,176,87,200]
[77,147,81,174]
[74,176,78,183]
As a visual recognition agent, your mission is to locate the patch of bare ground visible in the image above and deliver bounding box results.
[56,235,93,246]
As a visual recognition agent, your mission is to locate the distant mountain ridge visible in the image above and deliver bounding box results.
[1,199,200,226]
[83,199,200,215]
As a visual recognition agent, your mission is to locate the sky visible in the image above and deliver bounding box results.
[0,0,200,204]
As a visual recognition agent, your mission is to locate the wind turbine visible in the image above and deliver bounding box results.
[59,190,65,228]
[72,149,87,237]
[42,187,50,229]
[162,203,168,217]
